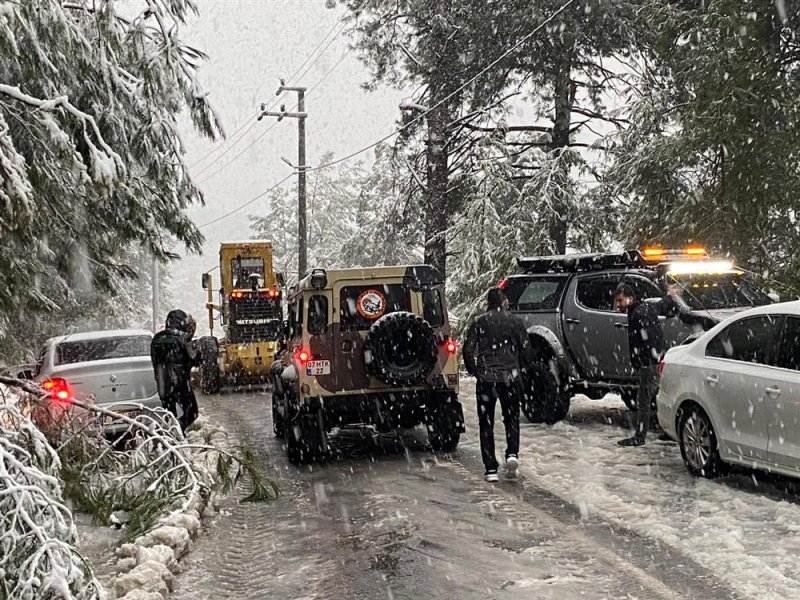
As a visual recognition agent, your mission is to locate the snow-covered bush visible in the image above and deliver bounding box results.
[0,377,277,599]
[55,402,278,542]
[0,400,104,599]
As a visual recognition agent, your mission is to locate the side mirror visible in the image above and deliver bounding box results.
[17,369,33,380]
[276,272,286,287]
[201,273,210,290]
[768,292,780,304]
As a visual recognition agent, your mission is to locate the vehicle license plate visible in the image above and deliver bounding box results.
[306,360,330,375]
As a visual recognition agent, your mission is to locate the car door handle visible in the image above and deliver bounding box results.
[614,323,628,329]
[565,318,580,324]
[705,375,719,386]
[765,386,781,397]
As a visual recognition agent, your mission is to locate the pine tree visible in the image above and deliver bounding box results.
[0,0,223,353]
[609,0,800,294]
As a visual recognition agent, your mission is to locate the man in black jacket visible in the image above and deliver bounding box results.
[151,309,202,431]
[463,288,535,481]
[614,284,678,446]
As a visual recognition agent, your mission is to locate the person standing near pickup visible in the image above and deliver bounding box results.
[463,288,536,481]
[614,284,682,447]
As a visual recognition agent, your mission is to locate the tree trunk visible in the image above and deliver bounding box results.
[548,54,576,255]
[423,0,456,278]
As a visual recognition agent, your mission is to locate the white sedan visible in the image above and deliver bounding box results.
[657,301,800,478]
[31,329,161,430]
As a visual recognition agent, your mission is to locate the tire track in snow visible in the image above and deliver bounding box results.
[172,394,367,600]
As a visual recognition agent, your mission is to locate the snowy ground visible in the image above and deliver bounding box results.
[75,380,800,599]
[169,387,739,600]
[477,379,800,600]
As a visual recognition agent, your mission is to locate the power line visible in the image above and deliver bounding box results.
[193,23,349,182]
[197,173,295,229]
[196,46,352,186]
[188,14,346,171]
[197,0,576,227]
[303,0,577,175]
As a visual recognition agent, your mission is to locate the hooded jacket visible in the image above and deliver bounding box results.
[151,310,201,397]
[462,308,535,384]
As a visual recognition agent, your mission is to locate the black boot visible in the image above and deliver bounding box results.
[617,435,645,447]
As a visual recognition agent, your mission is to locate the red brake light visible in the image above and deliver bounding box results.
[498,278,509,290]
[657,360,665,378]
[42,378,73,403]
[445,339,457,354]
[296,349,310,364]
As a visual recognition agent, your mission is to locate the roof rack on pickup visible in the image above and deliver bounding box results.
[517,251,647,273]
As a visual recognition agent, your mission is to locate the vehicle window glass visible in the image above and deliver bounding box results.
[296,298,304,338]
[422,288,445,327]
[624,275,661,300]
[287,301,298,338]
[667,273,771,310]
[779,316,800,371]
[576,276,621,312]
[232,256,266,289]
[340,284,410,330]
[55,336,151,366]
[705,315,782,366]
[504,277,567,311]
[308,295,329,335]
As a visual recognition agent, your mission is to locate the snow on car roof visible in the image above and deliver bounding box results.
[47,329,153,345]
[727,300,800,318]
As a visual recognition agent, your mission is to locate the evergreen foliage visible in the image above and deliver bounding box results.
[0,0,222,359]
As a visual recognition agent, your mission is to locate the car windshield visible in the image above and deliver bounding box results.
[667,274,771,310]
[55,335,151,366]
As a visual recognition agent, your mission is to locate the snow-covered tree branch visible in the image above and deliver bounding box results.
[0,0,223,361]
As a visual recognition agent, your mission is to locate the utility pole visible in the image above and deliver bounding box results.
[260,81,308,277]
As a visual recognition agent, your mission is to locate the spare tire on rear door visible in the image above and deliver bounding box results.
[364,311,437,386]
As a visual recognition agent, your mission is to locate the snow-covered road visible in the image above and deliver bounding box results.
[508,382,800,600]
[167,382,753,600]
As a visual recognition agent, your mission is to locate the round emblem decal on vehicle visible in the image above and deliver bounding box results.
[357,289,387,320]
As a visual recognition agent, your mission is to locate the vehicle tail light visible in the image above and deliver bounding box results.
[657,360,665,378]
[444,339,457,354]
[498,278,509,290]
[265,288,280,299]
[296,349,310,365]
[42,378,73,403]
[232,291,244,299]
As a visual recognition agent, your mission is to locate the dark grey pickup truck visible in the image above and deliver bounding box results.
[501,249,774,424]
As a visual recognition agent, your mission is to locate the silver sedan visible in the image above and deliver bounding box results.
[32,329,162,431]
[657,301,800,478]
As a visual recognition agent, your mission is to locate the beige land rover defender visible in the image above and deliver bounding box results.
[270,265,463,463]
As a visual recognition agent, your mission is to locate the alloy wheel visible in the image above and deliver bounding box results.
[682,412,712,471]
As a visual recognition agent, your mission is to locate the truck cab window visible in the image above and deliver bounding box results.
[576,276,621,312]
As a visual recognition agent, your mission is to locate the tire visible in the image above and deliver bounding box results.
[199,336,222,394]
[426,399,464,452]
[678,404,727,478]
[522,361,570,424]
[364,311,437,386]
[285,406,327,464]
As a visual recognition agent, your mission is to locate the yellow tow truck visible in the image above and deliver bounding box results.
[199,241,285,392]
